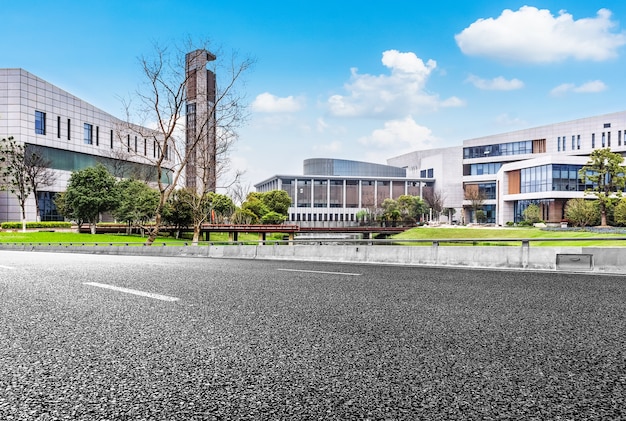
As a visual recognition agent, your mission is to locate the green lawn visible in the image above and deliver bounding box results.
[2,226,626,247]
[0,230,277,245]
[391,226,626,247]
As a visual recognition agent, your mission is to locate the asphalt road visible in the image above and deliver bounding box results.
[0,251,624,420]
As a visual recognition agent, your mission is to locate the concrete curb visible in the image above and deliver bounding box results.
[1,243,625,274]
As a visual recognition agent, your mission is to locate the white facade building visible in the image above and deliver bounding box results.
[389,110,626,225]
[0,68,170,223]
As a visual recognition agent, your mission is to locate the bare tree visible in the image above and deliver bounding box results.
[228,180,251,207]
[121,40,254,245]
[423,187,446,222]
[0,138,55,230]
[24,145,57,221]
[464,184,486,223]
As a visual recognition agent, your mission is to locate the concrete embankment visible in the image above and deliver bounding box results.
[1,243,624,274]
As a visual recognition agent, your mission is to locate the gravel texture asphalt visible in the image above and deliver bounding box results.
[0,251,625,420]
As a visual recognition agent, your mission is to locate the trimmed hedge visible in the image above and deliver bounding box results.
[1,221,72,229]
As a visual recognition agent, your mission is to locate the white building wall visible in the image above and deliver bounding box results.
[0,68,169,223]
[387,146,464,213]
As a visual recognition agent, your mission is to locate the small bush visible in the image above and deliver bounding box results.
[1,221,72,230]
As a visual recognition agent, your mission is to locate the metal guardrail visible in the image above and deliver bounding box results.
[2,237,626,247]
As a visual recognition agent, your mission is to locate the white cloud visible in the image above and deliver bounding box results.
[251,92,303,113]
[328,50,461,118]
[358,116,436,155]
[550,80,607,96]
[466,75,524,91]
[455,7,626,63]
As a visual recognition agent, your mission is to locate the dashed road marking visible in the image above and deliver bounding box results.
[277,268,361,276]
[83,282,179,302]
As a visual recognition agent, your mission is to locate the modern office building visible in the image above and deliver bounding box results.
[389,110,626,225]
[0,68,171,223]
[254,158,433,226]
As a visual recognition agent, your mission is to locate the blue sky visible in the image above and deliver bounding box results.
[4,1,626,188]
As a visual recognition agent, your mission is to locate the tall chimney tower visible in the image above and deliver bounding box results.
[185,49,217,192]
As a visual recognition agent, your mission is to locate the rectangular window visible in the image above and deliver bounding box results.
[127,134,130,152]
[134,136,138,152]
[619,130,622,146]
[602,132,606,147]
[153,141,156,157]
[110,130,114,149]
[84,123,93,145]
[96,126,99,146]
[592,133,595,148]
[577,135,580,150]
[67,119,71,140]
[608,132,611,147]
[604,123,611,128]
[557,137,561,152]
[57,116,61,138]
[35,111,46,135]
[427,168,434,178]
[572,135,575,150]
[562,136,566,151]
[144,139,147,156]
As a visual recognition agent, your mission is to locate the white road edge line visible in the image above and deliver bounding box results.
[277,268,361,276]
[0,265,15,270]
[83,282,179,302]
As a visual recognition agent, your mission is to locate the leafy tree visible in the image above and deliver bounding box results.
[579,148,625,226]
[261,211,287,224]
[397,195,427,222]
[60,164,119,234]
[564,198,600,227]
[356,209,369,224]
[523,203,542,224]
[0,138,56,231]
[113,179,159,232]
[231,207,258,224]
[260,190,291,216]
[210,192,235,223]
[241,193,270,220]
[380,198,401,226]
[162,189,194,237]
[612,198,626,226]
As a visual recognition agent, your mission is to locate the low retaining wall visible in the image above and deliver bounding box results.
[1,243,624,273]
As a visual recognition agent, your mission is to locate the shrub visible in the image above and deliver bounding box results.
[564,198,600,227]
[523,204,543,224]
[1,221,72,230]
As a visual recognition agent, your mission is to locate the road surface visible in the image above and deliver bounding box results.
[1,251,624,419]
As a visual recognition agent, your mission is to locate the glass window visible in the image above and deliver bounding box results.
[35,111,46,135]
[592,133,595,148]
[84,123,93,145]
[67,119,71,140]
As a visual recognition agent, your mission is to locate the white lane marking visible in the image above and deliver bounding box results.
[277,268,361,276]
[83,282,179,302]
[0,265,15,270]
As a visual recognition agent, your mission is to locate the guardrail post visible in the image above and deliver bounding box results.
[522,240,529,269]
